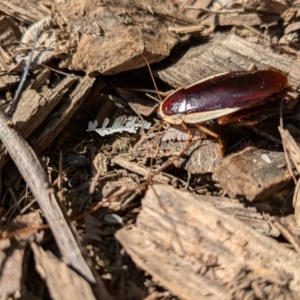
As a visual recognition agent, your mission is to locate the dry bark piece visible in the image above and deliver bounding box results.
[0,16,21,90]
[95,95,121,126]
[294,180,300,227]
[0,0,51,24]
[243,0,289,15]
[52,0,180,75]
[13,77,77,136]
[172,12,279,36]
[278,126,300,174]
[199,195,281,237]
[173,139,220,173]
[112,156,174,185]
[284,21,300,34]
[214,147,292,202]
[0,76,78,169]
[93,175,141,213]
[176,0,211,20]
[116,184,300,299]
[0,211,42,296]
[0,15,21,51]
[28,68,51,90]
[0,48,20,90]
[30,76,98,153]
[0,244,24,295]
[116,89,158,117]
[282,8,298,24]
[276,215,300,247]
[157,32,300,90]
[278,127,300,226]
[31,244,96,300]
[89,153,108,194]
[199,13,279,35]
[135,134,220,174]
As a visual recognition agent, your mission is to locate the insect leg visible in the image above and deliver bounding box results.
[180,122,192,144]
[195,124,224,156]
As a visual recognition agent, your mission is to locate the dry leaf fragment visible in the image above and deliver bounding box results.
[87,116,151,137]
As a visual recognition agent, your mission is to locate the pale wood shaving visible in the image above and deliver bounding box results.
[31,243,96,300]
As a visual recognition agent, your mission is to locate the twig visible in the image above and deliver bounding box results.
[270,217,300,253]
[279,100,297,184]
[7,31,39,115]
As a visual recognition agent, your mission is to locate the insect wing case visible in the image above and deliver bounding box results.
[160,70,288,125]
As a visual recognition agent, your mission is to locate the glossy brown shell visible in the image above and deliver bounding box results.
[159,69,289,125]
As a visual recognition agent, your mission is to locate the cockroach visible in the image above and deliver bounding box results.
[159,69,291,125]
[157,69,293,154]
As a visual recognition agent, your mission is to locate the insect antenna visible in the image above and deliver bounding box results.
[133,50,163,103]
[128,47,165,182]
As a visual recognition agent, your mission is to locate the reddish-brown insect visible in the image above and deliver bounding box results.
[156,69,292,154]
[158,69,291,126]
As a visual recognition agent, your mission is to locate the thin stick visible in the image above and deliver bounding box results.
[279,100,297,184]
[8,30,39,115]
[41,64,82,78]
[58,150,63,191]
[270,217,300,253]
